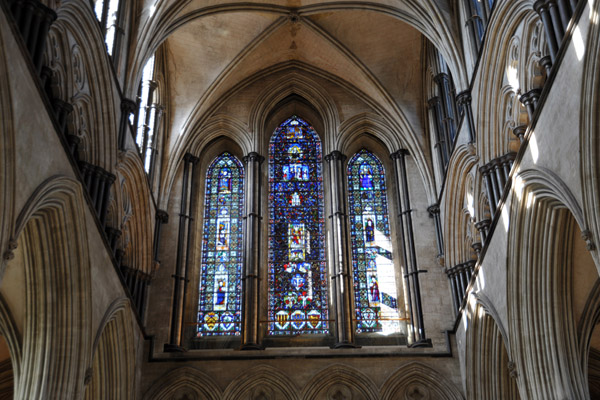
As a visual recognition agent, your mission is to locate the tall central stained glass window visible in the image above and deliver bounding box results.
[197,153,244,336]
[348,149,401,334]
[268,116,329,335]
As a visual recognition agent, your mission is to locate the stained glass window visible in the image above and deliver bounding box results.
[348,150,400,334]
[268,116,329,335]
[197,153,244,336]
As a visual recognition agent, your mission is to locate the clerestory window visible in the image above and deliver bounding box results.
[93,0,122,57]
[196,153,245,336]
[347,150,401,334]
[268,116,329,336]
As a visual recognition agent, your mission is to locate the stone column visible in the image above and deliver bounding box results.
[513,125,528,143]
[240,152,264,350]
[534,1,559,61]
[480,164,497,215]
[428,97,449,169]
[325,151,357,348]
[539,55,553,77]
[119,98,137,150]
[547,0,565,44]
[434,73,457,145]
[140,81,157,159]
[446,266,460,315]
[147,105,164,183]
[520,88,542,120]
[153,210,169,262]
[166,153,198,351]
[427,204,444,258]
[391,150,431,347]
[556,0,573,32]
[457,90,476,144]
[475,219,491,243]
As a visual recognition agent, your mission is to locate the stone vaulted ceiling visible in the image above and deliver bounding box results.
[128,0,463,198]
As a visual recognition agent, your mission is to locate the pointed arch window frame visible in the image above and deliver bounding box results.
[267,115,330,337]
[347,149,403,335]
[196,152,245,337]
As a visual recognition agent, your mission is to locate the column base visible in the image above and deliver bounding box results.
[163,343,187,352]
[239,343,263,350]
[408,338,432,348]
[331,341,361,349]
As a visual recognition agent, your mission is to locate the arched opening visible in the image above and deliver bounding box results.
[267,115,328,337]
[466,301,520,399]
[0,336,14,400]
[84,305,135,400]
[508,182,590,399]
[1,179,92,398]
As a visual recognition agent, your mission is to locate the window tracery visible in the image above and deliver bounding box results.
[197,153,244,336]
[268,116,329,336]
[347,150,401,334]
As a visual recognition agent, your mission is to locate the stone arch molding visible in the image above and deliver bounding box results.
[379,361,463,400]
[44,0,118,170]
[117,150,154,274]
[85,298,136,400]
[507,172,589,399]
[580,0,600,272]
[337,113,399,155]
[0,19,15,281]
[146,362,466,399]
[188,114,253,158]
[0,293,21,392]
[465,294,520,399]
[302,364,378,400]
[223,364,300,400]
[9,175,92,399]
[475,1,544,163]
[143,367,222,400]
[248,72,340,153]
[443,144,480,267]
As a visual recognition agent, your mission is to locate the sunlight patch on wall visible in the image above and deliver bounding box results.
[529,131,539,163]
[573,26,585,61]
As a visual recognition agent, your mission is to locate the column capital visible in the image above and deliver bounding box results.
[243,152,264,164]
[479,163,492,175]
[474,219,491,232]
[156,209,169,224]
[427,204,440,216]
[539,55,553,74]
[456,90,472,105]
[500,152,517,164]
[533,0,549,14]
[390,149,410,160]
[105,171,116,185]
[433,72,450,85]
[519,88,542,107]
[183,152,199,164]
[324,150,346,162]
[121,98,137,113]
[427,96,441,108]
[513,125,528,141]
[53,98,74,114]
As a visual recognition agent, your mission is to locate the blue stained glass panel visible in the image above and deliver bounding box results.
[197,153,244,336]
[268,116,329,335]
[347,149,400,334]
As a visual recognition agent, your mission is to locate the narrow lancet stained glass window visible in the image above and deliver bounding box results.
[197,153,244,336]
[268,116,328,335]
[348,150,400,334]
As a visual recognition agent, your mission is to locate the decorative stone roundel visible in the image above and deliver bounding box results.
[327,384,353,400]
[404,384,429,400]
